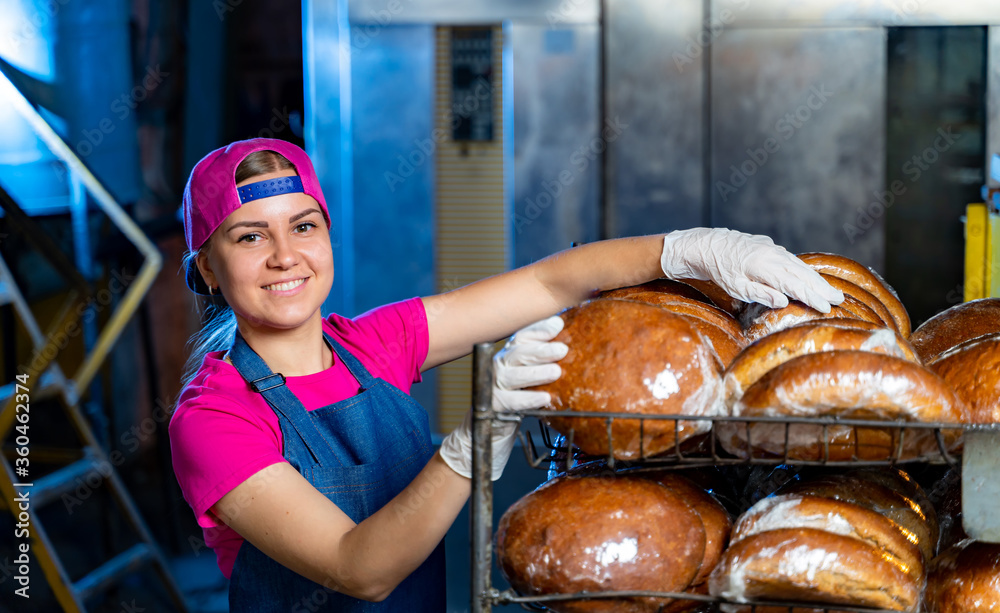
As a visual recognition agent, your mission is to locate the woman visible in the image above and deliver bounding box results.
[169,138,842,612]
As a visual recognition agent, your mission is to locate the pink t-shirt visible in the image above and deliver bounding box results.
[168,298,429,578]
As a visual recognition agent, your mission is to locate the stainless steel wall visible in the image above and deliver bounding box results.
[710,27,886,268]
[605,0,707,237]
[510,24,601,265]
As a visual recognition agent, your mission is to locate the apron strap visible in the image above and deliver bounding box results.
[323,332,378,391]
[228,332,342,466]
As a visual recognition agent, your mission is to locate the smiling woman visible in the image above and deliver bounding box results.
[168,138,845,613]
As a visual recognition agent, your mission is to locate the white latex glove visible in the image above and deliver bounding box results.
[659,228,844,313]
[439,316,567,481]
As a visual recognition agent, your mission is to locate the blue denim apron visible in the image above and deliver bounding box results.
[225,331,446,612]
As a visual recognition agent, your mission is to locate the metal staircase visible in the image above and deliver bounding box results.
[0,66,189,612]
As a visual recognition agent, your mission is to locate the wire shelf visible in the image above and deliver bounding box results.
[489,588,917,612]
[467,343,997,613]
[499,409,1000,472]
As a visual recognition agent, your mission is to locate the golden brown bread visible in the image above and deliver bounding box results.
[838,293,888,325]
[645,472,733,586]
[707,527,920,611]
[534,299,725,460]
[798,252,911,337]
[929,334,1000,423]
[910,297,1000,362]
[925,539,1000,613]
[496,475,707,613]
[740,301,859,342]
[847,467,939,546]
[678,278,745,318]
[779,471,936,562]
[720,351,968,462]
[819,273,899,331]
[601,279,713,304]
[723,321,921,405]
[614,291,746,365]
[730,493,924,582]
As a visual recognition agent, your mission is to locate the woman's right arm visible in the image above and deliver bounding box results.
[211,452,469,601]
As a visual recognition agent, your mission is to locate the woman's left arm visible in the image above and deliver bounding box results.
[421,229,844,371]
[421,236,663,371]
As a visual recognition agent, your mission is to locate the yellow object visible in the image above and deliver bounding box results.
[965,203,988,302]
[990,212,1000,297]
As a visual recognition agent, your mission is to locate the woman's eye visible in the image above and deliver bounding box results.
[237,233,260,243]
[294,222,317,233]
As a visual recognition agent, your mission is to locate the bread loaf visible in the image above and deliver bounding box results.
[678,278,745,318]
[847,467,939,545]
[723,321,920,405]
[645,472,733,586]
[798,252,911,336]
[780,471,936,562]
[929,333,1000,423]
[707,527,920,611]
[740,301,858,342]
[819,273,899,331]
[601,279,713,304]
[534,299,725,460]
[910,297,1000,362]
[730,493,924,582]
[613,291,746,365]
[720,351,967,462]
[496,475,707,613]
[925,539,1000,613]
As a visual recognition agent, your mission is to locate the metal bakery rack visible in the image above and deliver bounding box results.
[467,343,1000,613]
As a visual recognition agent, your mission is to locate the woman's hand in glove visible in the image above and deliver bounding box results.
[438,316,567,481]
[659,228,844,313]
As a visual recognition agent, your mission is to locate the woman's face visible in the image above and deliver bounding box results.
[196,169,334,333]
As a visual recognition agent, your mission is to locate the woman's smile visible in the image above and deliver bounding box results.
[263,277,308,293]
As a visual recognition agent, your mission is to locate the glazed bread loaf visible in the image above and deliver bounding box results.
[740,301,858,342]
[730,493,924,582]
[910,297,1000,362]
[819,273,899,331]
[798,252,911,337]
[925,539,1000,613]
[534,299,725,460]
[707,527,920,611]
[929,334,1000,423]
[720,351,968,462]
[646,472,733,586]
[613,291,746,365]
[496,475,707,613]
[780,471,937,562]
[723,321,920,405]
[677,278,746,318]
[848,467,939,544]
[601,279,713,304]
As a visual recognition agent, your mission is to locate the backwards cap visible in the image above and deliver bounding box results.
[181,138,330,294]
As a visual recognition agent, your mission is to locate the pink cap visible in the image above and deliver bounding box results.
[181,138,330,293]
